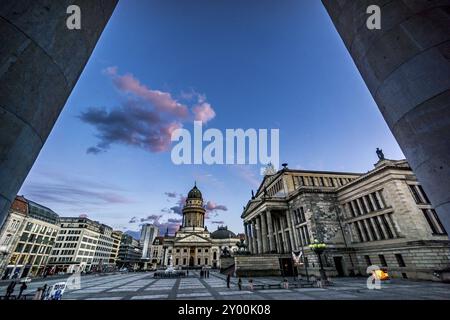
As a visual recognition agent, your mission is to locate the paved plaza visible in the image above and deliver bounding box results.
[1,271,450,300]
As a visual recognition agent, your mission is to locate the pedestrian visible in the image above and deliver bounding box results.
[41,284,48,300]
[33,287,43,300]
[200,270,203,278]
[248,279,254,291]
[282,278,289,289]
[206,270,209,278]
[18,282,28,299]
[5,280,16,299]
[238,277,242,291]
[226,273,231,288]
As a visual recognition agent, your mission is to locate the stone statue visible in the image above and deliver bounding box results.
[376,148,385,160]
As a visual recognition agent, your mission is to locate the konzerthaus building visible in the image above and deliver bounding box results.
[240,157,450,281]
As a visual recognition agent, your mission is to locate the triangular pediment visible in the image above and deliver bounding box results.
[176,234,211,243]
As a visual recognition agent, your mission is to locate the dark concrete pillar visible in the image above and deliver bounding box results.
[322,0,450,233]
[0,0,118,225]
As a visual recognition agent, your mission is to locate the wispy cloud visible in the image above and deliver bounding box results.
[229,165,261,188]
[164,192,177,198]
[205,201,227,212]
[81,67,216,155]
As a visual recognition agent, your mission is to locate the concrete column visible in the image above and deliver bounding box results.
[260,212,268,253]
[0,0,119,225]
[266,210,275,252]
[322,0,450,234]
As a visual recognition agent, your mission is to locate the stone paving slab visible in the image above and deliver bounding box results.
[5,271,450,300]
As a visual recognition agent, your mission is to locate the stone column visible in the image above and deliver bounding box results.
[322,0,450,234]
[0,0,119,225]
[285,210,296,251]
[260,212,268,253]
[266,210,275,252]
[244,222,249,250]
[251,220,257,254]
[256,216,263,254]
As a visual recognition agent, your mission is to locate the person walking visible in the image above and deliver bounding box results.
[41,284,48,300]
[33,287,43,300]
[238,277,242,291]
[248,278,254,291]
[226,273,231,289]
[18,282,28,299]
[5,280,16,299]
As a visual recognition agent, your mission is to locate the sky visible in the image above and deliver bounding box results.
[19,0,403,237]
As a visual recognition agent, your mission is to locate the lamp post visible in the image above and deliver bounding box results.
[309,240,327,281]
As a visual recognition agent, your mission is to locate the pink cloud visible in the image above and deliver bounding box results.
[107,68,189,119]
[192,102,216,123]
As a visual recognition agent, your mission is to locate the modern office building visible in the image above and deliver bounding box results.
[48,217,102,274]
[140,223,159,261]
[117,234,142,270]
[0,197,60,279]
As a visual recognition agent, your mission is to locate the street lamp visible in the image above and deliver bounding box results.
[309,240,327,281]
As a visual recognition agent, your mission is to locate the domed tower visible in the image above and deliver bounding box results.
[181,183,206,231]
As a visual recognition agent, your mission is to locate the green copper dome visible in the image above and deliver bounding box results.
[187,183,202,199]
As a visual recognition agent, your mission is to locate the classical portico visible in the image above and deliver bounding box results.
[161,184,241,269]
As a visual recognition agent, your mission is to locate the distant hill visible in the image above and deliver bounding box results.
[124,230,140,240]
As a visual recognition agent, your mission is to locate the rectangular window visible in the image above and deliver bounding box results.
[417,185,430,204]
[371,193,382,210]
[358,198,368,214]
[364,255,372,266]
[205,258,208,265]
[366,219,378,240]
[395,254,406,267]
[422,209,447,235]
[348,203,356,217]
[408,185,422,204]
[360,221,370,241]
[378,254,387,267]
[354,223,364,242]
[373,217,385,240]
[380,215,394,239]
[365,195,375,212]
[353,200,361,215]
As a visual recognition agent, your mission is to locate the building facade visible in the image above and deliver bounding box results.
[48,217,102,274]
[1,198,60,279]
[140,223,159,260]
[162,184,240,269]
[117,233,142,270]
[92,224,116,272]
[0,197,28,278]
[109,230,123,265]
[241,158,450,281]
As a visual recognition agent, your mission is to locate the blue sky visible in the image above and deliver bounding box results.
[19,0,403,237]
